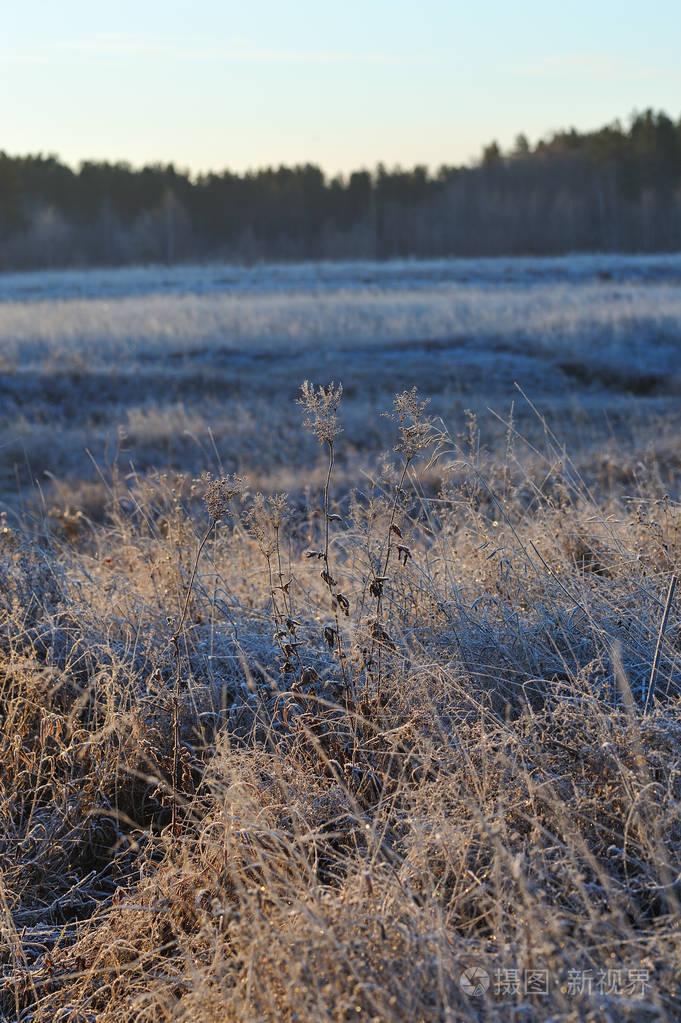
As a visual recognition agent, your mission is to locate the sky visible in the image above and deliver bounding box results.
[2,0,681,178]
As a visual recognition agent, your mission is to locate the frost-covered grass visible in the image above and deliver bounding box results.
[2,251,681,304]
[1,255,680,506]
[2,261,681,368]
[1,381,681,1021]
[1,257,681,1020]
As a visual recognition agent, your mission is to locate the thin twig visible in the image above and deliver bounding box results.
[645,574,677,714]
[171,522,215,833]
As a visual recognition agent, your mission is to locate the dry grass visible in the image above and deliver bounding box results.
[1,385,680,1022]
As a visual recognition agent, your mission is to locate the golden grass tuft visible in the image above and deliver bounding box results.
[1,388,680,1021]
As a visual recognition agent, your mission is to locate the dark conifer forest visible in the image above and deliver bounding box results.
[1,108,680,268]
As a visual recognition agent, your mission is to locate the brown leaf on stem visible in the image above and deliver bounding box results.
[396,544,411,565]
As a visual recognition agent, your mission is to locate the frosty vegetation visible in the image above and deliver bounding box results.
[1,254,681,505]
[0,256,680,1020]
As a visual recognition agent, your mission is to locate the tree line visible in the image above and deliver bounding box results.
[1,108,680,268]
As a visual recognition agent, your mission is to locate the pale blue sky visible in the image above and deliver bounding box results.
[2,1,680,177]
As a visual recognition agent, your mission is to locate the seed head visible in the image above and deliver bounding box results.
[391,388,436,459]
[203,474,246,522]
[298,381,343,445]
[246,492,289,557]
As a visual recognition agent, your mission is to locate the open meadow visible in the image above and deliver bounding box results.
[1,254,681,1021]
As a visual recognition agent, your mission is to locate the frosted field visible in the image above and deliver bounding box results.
[1,253,680,504]
[4,259,681,1022]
